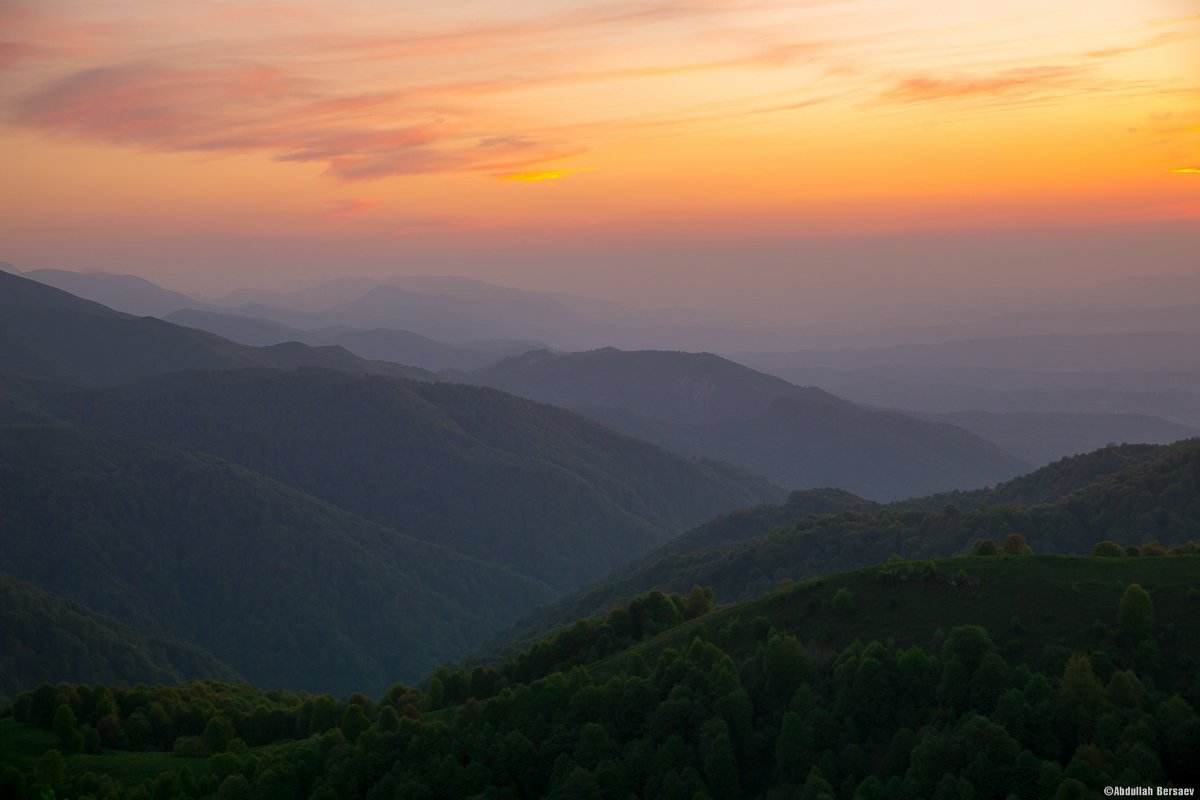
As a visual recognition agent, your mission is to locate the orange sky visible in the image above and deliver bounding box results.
[0,0,1197,302]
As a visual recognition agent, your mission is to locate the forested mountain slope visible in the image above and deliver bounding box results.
[902,441,1182,512]
[0,573,240,708]
[4,554,1197,799]
[0,422,555,695]
[506,440,1200,643]
[17,368,780,590]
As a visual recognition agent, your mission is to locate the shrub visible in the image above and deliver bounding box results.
[832,588,856,615]
[1001,534,1033,555]
[971,539,998,556]
[1091,541,1124,557]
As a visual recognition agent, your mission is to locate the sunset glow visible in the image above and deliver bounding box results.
[0,0,1197,294]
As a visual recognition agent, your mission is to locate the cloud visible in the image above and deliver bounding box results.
[0,41,38,70]
[7,56,586,181]
[323,198,378,218]
[2,0,835,183]
[13,61,314,148]
[1172,167,1200,173]
[320,138,584,182]
[883,66,1081,103]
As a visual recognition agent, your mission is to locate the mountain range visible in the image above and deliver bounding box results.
[0,269,780,692]
[3,264,1199,699]
[163,308,529,371]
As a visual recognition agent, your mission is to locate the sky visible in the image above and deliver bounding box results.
[1,0,1197,323]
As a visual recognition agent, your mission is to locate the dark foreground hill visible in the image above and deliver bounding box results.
[4,554,1196,799]
[14,368,779,591]
[0,270,432,386]
[463,348,1029,500]
[0,422,555,695]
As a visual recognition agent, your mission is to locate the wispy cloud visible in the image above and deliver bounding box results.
[1172,167,1200,173]
[7,56,588,180]
[883,66,1081,103]
[323,198,378,218]
[0,41,37,70]
[1,0,834,182]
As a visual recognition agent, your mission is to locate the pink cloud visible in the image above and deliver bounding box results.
[884,66,1081,103]
[0,41,38,71]
[8,57,582,181]
[323,198,378,218]
[2,0,825,183]
[14,61,313,147]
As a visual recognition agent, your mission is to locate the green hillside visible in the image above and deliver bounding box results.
[0,422,554,696]
[507,441,1200,642]
[0,574,240,708]
[901,441,1182,512]
[3,555,1196,799]
[24,368,779,589]
[595,555,1200,686]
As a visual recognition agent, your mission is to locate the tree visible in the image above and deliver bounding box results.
[685,585,714,619]
[942,625,994,674]
[971,539,998,556]
[376,706,400,733]
[203,717,233,755]
[704,732,741,799]
[1091,540,1124,557]
[554,767,600,800]
[775,711,815,783]
[339,704,369,742]
[1060,654,1102,707]
[1118,583,1153,644]
[832,588,856,615]
[764,635,814,702]
[0,766,26,799]
[1000,533,1032,555]
[218,774,251,800]
[425,677,446,710]
[53,704,82,753]
[34,750,64,797]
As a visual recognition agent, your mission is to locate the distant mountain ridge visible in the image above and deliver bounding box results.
[19,267,201,317]
[0,270,434,385]
[747,331,1200,374]
[463,347,1030,500]
[912,409,1198,466]
[165,308,527,371]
